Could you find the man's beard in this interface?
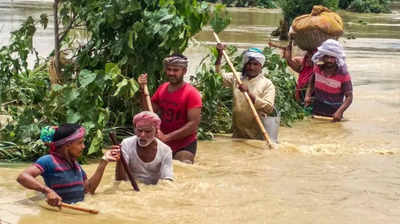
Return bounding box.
[322,62,337,70]
[138,137,154,147]
[168,75,184,84]
[243,70,259,78]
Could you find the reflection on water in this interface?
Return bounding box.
[0,1,400,224]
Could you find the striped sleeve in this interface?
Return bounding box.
[34,155,51,174]
[341,74,353,93]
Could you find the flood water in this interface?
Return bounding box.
[1,1,400,224]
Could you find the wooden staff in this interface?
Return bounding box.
[109,132,140,191]
[267,41,287,49]
[312,115,334,121]
[143,84,153,112]
[61,202,99,214]
[213,32,273,149]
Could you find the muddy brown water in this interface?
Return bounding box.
[1,1,399,223]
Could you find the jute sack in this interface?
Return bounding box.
[289,5,344,50]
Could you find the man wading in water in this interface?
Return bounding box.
[215,43,277,142]
[111,111,174,184]
[305,39,353,121]
[138,54,202,164]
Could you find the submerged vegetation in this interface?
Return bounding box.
[192,45,305,139]
[202,0,277,8]
[203,0,391,13]
[0,0,392,161]
[0,0,210,161]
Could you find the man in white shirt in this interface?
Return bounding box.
[112,111,174,184]
[215,44,276,142]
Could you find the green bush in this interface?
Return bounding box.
[0,0,210,161]
[347,0,391,13]
[276,0,339,23]
[202,0,277,8]
[339,0,355,9]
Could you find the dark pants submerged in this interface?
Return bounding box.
[312,100,341,117]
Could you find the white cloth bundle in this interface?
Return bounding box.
[311,39,346,68]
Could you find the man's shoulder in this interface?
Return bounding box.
[156,138,172,152]
[183,83,202,102]
[258,73,274,85]
[121,136,138,146]
[184,82,200,92]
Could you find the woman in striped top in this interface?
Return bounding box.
[17,124,118,206]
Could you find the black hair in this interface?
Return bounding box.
[53,123,81,141]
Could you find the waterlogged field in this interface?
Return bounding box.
[1,1,400,224]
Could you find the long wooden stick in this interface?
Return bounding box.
[312,115,334,121]
[109,133,140,191]
[267,41,287,49]
[61,202,99,214]
[143,85,154,112]
[213,32,273,149]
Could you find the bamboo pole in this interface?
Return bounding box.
[61,202,99,214]
[312,115,334,121]
[143,85,153,112]
[109,133,140,191]
[267,41,287,49]
[53,0,61,77]
[213,32,273,149]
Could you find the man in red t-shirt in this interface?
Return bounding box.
[138,54,202,164]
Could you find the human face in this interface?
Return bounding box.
[165,65,186,85]
[66,137,85,158]
[244,59,262,78]
[134,121,156,147]
[322,55,337,69]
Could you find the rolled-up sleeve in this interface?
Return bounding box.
[254,80,275,114]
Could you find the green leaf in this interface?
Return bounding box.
[64,88,80,103]
[113,79,128,96]
[210,4,231,34]
[82,121,96,133]
[128,30,134,49]
[105,63,121,79]
[39,14,48,29]
[97,109,109,127]
[88,129,103,155]
[128,78,139,96]
[66,110,81,123]
[79,70,97,87]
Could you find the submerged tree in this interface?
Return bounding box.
[0,0,210,161]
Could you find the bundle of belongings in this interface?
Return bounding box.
[289,5,344,51]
